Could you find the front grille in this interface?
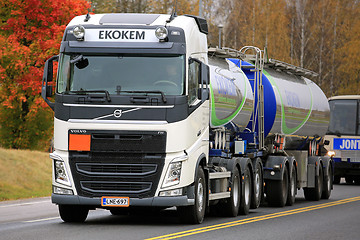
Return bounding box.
[69,130,166,198]
[81,181,152,194]
[76,163,157,176]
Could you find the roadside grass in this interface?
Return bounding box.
[0,148,51,201]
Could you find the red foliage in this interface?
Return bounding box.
[0,0,90,149]
[0,0,90,95]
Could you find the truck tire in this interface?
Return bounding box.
[178,167,206,224]
[223,167,241,217]
[239,165,252,215]
[267,167,288,207]
[58,205,89,223]
[322,165,332,199]
[304,163,323,201]
[286,166,296,206]
[251,162,263,209]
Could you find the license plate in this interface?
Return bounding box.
[101,197,129,207]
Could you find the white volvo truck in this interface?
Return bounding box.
[42,13,333,224]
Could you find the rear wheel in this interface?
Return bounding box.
[286,166,296,206]
[304,163,324,201]
[239,165,252,215]
[223,168,241,217]
[178,167,206,224]
[267,167,288,207]
[251,162,263,209]
[59,205,89,223]
[322,165,332,199]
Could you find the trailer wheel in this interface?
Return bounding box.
[322,165,332,199]
[58,205,89,223]
[223,167,241,217]
[286,166,297,206]
[267,167,288,207]
[304,163,323,201]
[239,165,252,215]
[178,167,206,224]
[251,162,263,209]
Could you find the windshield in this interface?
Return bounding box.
[56,54,185,95]
[328,99,360,136]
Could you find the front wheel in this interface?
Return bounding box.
[178,167,206,224]
[59,205,89,223]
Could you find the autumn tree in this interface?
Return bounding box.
[0,0,90,150]
[91,0,149,13]
[335,0,360,95]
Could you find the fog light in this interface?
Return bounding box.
[53,186,73,195]
[73,25,85,40]
[155,26,168,40]
[270,171,275,176]
[159,188,183,197]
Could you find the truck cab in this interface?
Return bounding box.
[42,13,210,223]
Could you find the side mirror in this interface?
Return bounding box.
[41,55,59,110]
[198,62,209,102]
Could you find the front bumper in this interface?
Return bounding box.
[52,193,195,207]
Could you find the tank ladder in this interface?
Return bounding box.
[239,46,265,150]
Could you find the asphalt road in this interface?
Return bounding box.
[1,181,360,240]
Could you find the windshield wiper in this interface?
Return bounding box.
[121,90,167,103]
[70,90,111,102]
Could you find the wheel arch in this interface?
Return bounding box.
[264,155,289,181]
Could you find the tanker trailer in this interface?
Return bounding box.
[208,47,332,208]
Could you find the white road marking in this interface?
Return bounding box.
[0,200,50,208]
[24,217,60,223]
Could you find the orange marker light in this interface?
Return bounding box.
[69,134,91,151]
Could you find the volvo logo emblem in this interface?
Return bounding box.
[113,109,122,118]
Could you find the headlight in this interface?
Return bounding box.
[162,155,188,188]
[155,26,168,40]
[73,25,85,40]
[162,161,182,188]
[54,160,71,186]
[327,151,336,157]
